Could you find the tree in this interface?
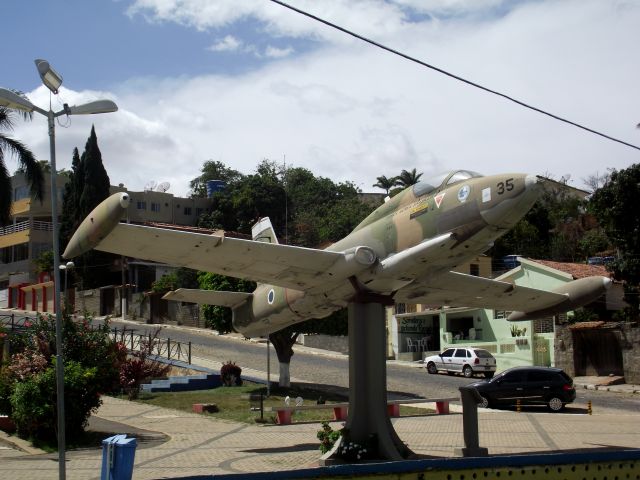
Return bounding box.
[197,272,255,333]
[490,177,590,266]
[59,127,116,289]
[372,175,397,195]
[189,159,374,386]
[189,160,242,198]
[0,103,44,226]
[589,164,640,314]
[394,168,423,188]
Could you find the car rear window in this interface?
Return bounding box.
[474,349,493,358]
[558,371,573,383]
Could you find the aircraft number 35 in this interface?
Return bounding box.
[497,178,514,195]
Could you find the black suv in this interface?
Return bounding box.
[468,366,576,412]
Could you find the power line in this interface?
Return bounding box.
[269,0,640,152]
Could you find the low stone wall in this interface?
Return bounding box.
[554,322,640,383]
[299,334,349,354]
[73,289,101,317]
[621,323,640,384]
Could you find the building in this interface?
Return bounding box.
[0,173,212,312]
[387,257,624,373]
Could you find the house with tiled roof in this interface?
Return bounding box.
[388,256,626,373]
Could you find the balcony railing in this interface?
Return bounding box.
[0,219,53,236]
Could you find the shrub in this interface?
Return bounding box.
[118,331,171,400]
[317,421,342,454]
[10,360,101,442]
[0,368,12,416]
[220,361,242,386]
[3,313,124,443]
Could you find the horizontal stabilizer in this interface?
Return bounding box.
[162,289,252,308]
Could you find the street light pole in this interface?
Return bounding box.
[60,261,74,313]
[0,60,117,480]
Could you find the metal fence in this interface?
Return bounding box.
[110,327,192,365]
[0,314,192,365]
[0,313,34,333]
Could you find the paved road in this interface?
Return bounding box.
[105,319,640,414]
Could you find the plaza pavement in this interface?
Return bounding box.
[1,377,640,479]
[1,312,639,479]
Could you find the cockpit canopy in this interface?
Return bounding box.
[413,170,483,197]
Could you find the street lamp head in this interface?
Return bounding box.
[0,87,35,112]
[66,261,75,269]
[66,100,118,115]
[35,59,63,94]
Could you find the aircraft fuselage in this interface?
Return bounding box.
[233,171,541,336]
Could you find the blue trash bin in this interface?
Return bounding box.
[101,434,137,480]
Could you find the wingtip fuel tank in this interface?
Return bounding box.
[507,276,611,322]
[62,192,130,259]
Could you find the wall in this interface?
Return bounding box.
[73,289,101,317]
[299,334,349,354]
[621,323,640,384]
[555,323,640,383]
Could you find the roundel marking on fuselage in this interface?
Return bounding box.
[267,288,275,305]
[457,185,470,203]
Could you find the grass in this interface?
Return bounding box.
[131,381,430,424]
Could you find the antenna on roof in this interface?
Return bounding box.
[156,181,171,192]
[144,180,157,192]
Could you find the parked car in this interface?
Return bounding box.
[424,347,496,378]
[468,366,576,412]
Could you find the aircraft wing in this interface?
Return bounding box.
[76,222,374,291]
[395,271,568,312]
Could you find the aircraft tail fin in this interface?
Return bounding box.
[251,217,279,244]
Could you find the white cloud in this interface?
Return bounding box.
[265,45,294,58]
[8,0,640,199]
[208,35,243,52]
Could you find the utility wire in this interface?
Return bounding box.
[269,0,640,152]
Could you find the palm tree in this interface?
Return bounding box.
[395,168,423,188]
[372,175,398,195]
[0,102,43,226]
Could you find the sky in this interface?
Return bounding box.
[2,0,639,197]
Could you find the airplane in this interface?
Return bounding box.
[63,170,610,337]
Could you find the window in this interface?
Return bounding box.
[395,303,406,314]
[501,371,526,383]
[494,310,511,320]
[454,349,467,358]
[195,208,203,217]
[528,371,554,382]
[13,185,29,201]
[469,263,479,276]
[534,317,554,334]
[183,207,192,216]
[151,203,160,212]
[136,201,146,210]
[440,349,455,358]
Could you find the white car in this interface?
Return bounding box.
[424,347,496,378]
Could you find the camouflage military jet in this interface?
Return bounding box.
[63,170,610,337]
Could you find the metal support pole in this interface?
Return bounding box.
[188,342,192,365]
[48,110,66,480]
[456,386,488,457]
[266,336,271,397]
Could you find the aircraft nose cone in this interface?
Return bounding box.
[525,174,538,189]
[480,173,542,227]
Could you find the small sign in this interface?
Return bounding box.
[482,187,491,203]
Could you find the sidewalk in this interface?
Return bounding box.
[1,394,640,480]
